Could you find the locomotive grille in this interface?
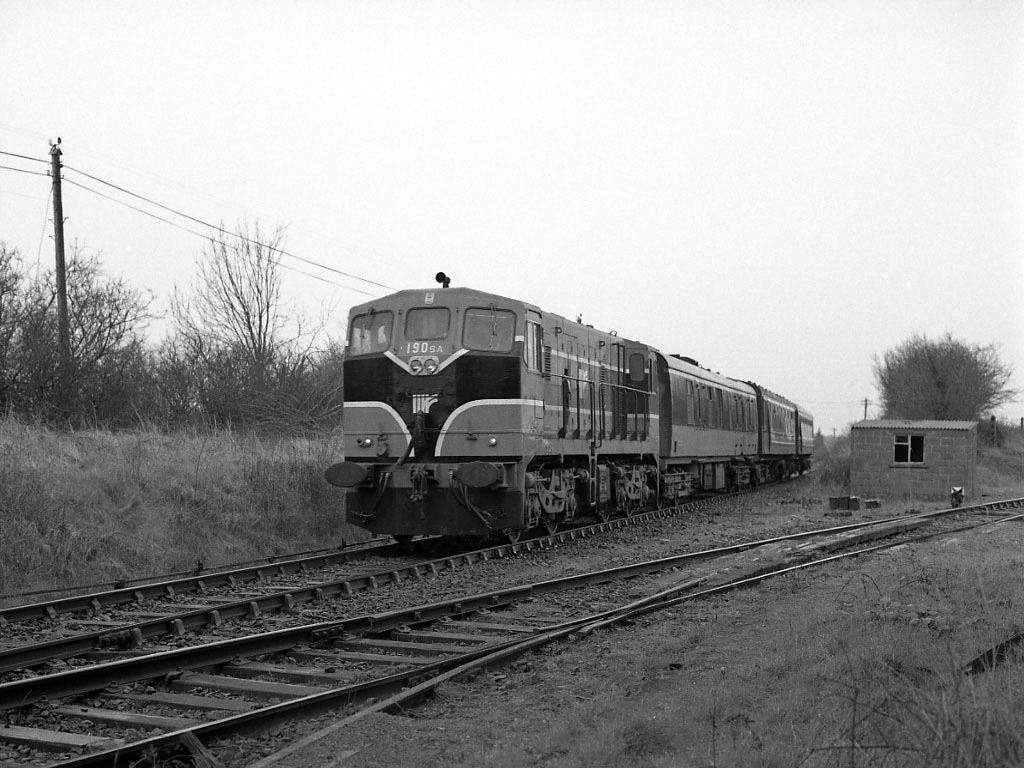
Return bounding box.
[412,393,439,414]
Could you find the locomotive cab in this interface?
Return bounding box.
[327,287,532,537]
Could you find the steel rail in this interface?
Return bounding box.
[0,490,733,672]
[4,499,1012,707]
[1,492,1015,676]
[39,501,1024,767]
[0,480,760,625]
[0,539,395,624]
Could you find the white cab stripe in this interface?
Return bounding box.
[435,399,541,455]
[344,401,412,440]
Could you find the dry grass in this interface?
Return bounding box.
[0,418,362,602]
[462,536,1024,768]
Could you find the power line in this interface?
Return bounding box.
[0,148,49,165]
[0,163,50,177]
[62,177,375,295]
[62,164,396,293]
[3,145,395,297]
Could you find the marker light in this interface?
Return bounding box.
[488,437,498,446]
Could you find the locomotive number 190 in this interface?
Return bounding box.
[405,342,444,354]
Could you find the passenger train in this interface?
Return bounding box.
[326,274,812,542]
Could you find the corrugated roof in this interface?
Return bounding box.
[853,419,977,430]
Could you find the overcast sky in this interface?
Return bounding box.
[2,1,1022,433]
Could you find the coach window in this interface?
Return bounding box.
[463,307,515,352]
[894,434,925,464]
[524,320,544,371]
[349,310,394,355]
[406,307,450,340]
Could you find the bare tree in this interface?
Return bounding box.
[169,220,333,428]
[173,221,291,387]
[0,242,26,411]
[873,332,1016,420]
[0,243,151,422]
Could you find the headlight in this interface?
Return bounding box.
[423,357,439,374]
[410,357,424,374]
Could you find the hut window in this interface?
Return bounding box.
[893,434,925,464]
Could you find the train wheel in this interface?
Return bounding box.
[596,505,611,522]
[543,515,559,536]
[505,528,523,544]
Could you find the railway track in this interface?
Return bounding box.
[0,537,398,625]
[0,488,769,677]
[1,496,1020,766]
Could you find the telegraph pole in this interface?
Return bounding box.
[49,138,70,378]
[863,398,869,420]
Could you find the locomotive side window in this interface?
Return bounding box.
[406,307,450,340]
[463,307,515,352]
[628,353,646,384]
[524,320,544,370]
[349,311,394,355]
[685,380,696,426]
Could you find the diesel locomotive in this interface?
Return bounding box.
[325,275,812,542]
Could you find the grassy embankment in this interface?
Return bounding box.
[0,419,363,604]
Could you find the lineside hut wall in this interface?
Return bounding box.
[850,420,977,502]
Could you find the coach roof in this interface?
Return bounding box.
[657,353,757,396]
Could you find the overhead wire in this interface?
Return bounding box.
[0,163,50,177]
[3,142,397,296]
[61,177,374,295]
[62,164,395,293]
[0,148,50,165]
